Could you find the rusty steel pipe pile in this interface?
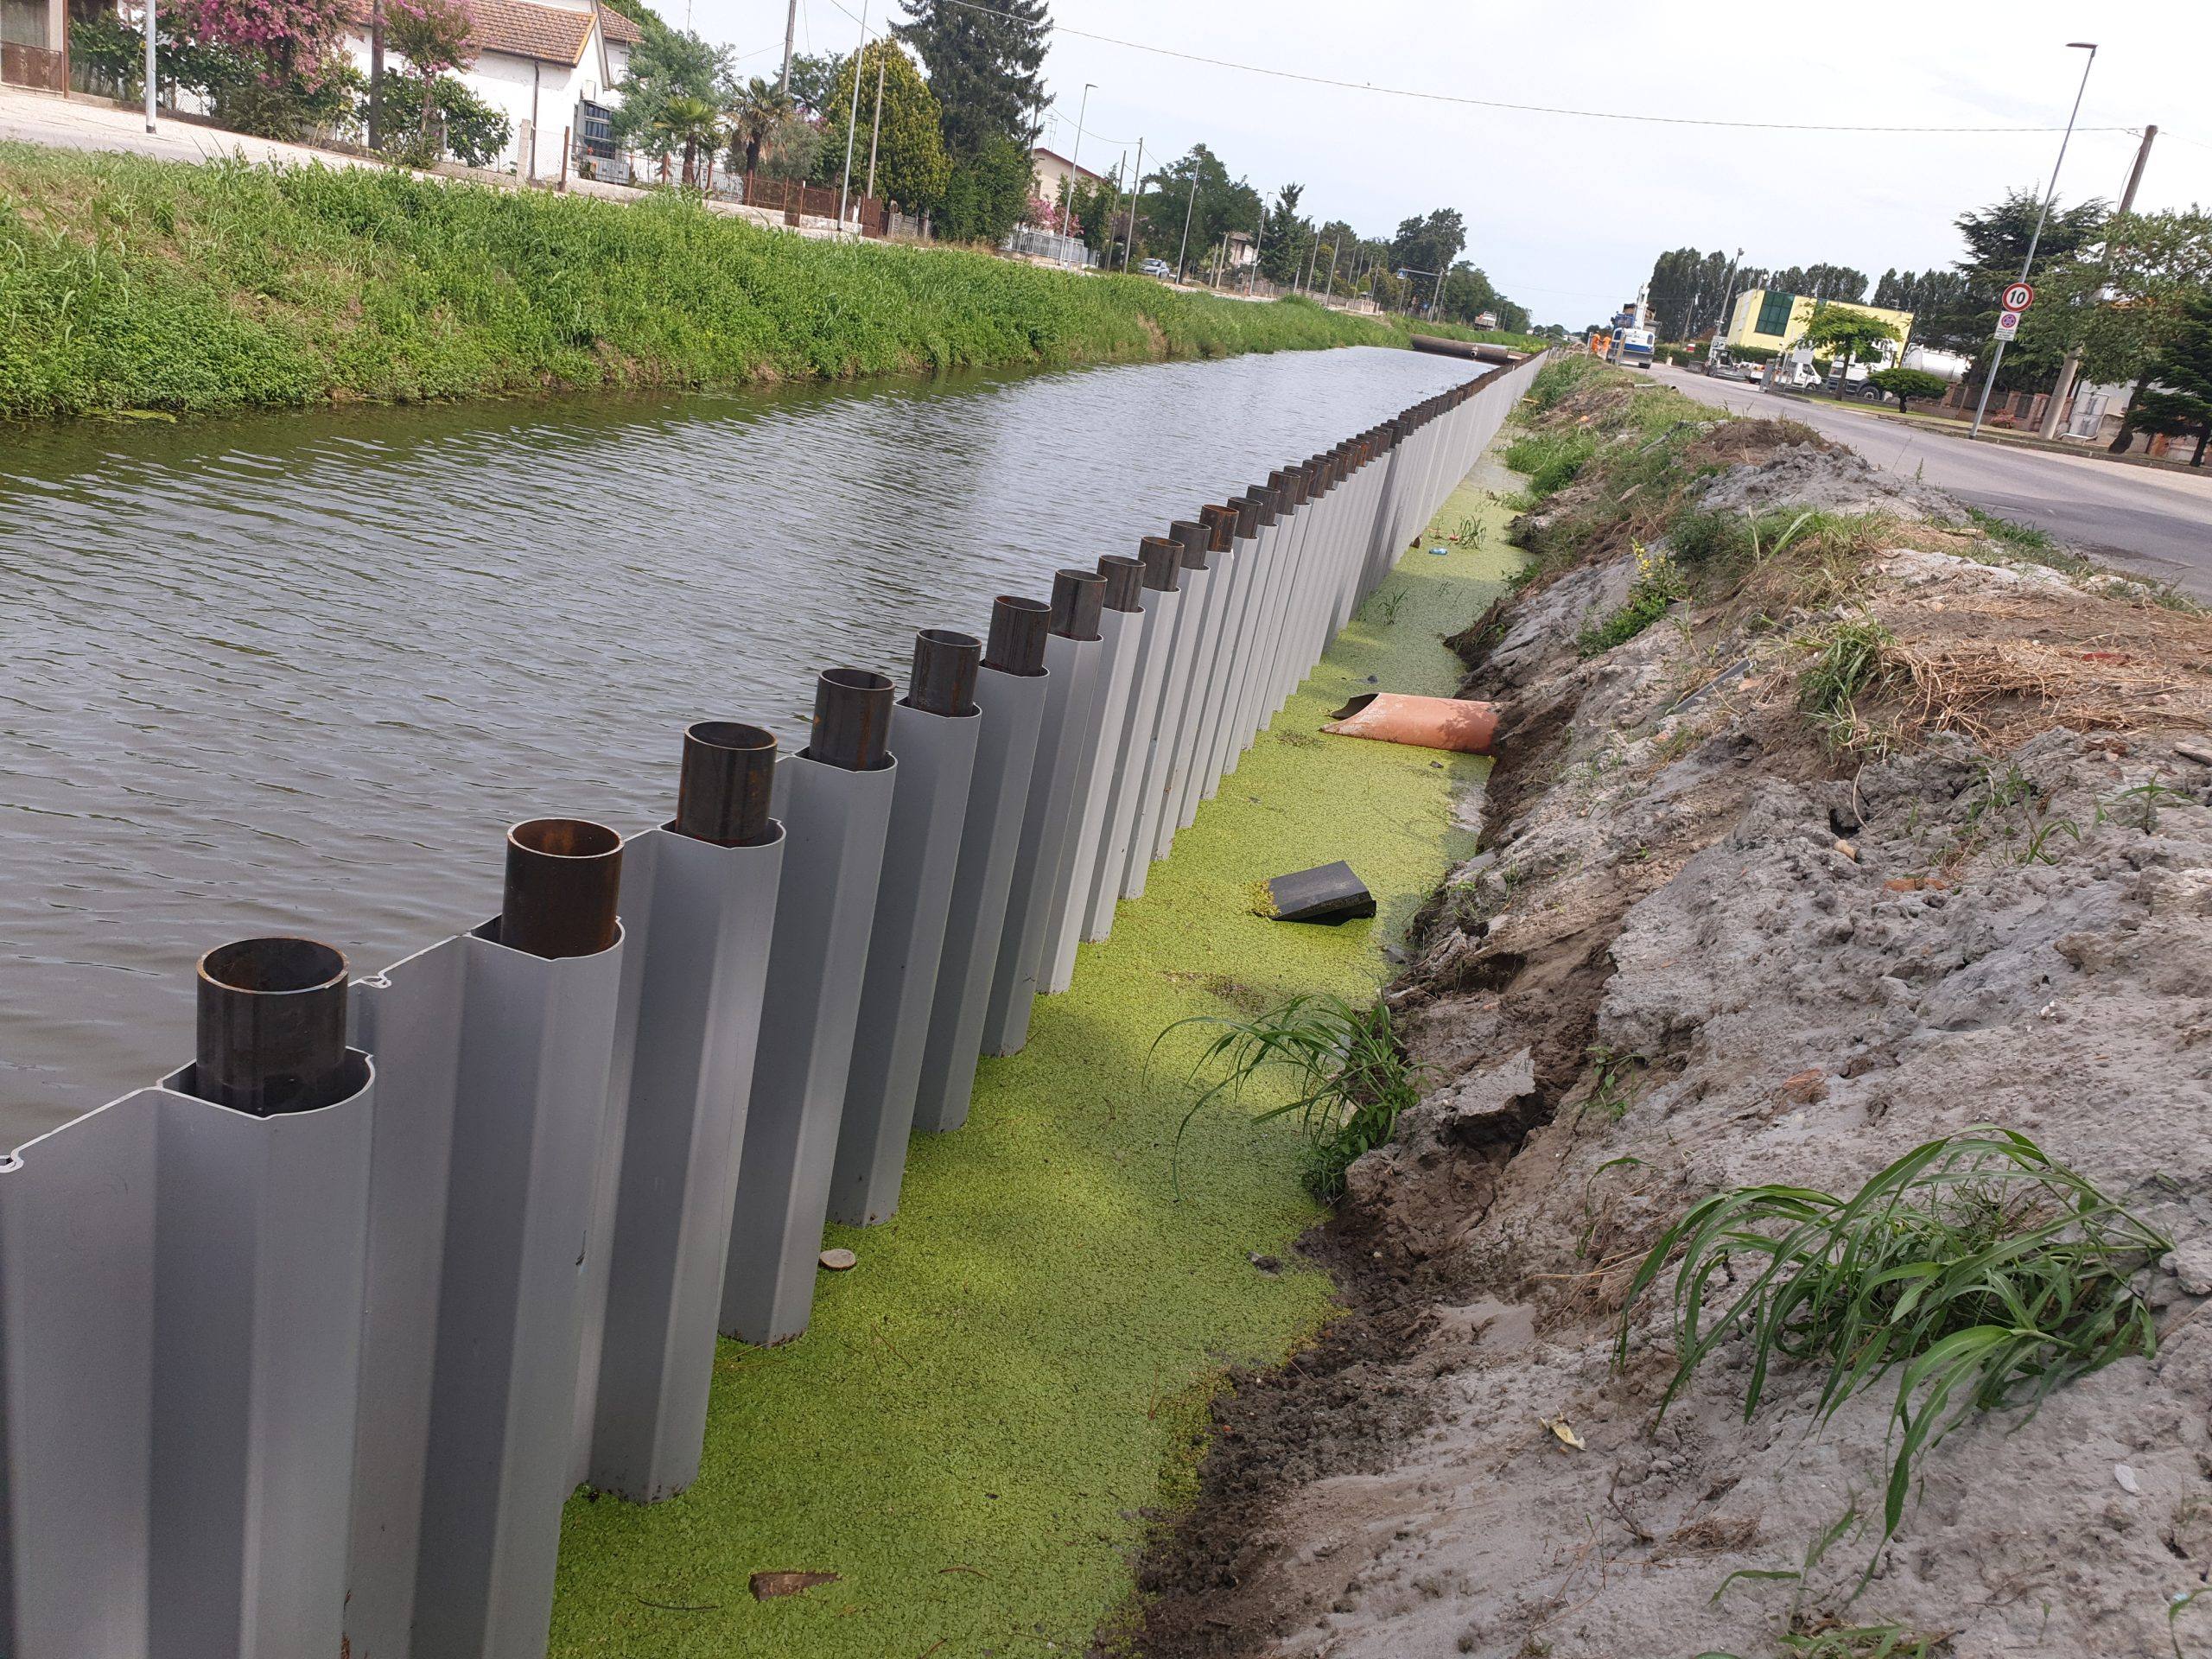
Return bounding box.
[0,352,1546,1659]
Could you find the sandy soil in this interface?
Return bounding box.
[1122,418,2212,1659]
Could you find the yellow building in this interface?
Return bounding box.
[1725,289,1914,360]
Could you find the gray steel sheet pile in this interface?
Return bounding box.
[0,353,1544,1658]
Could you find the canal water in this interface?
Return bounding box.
[0,346,1476,1140]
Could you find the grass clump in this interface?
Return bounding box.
[1796,616,1898,751]
[1577,542,1687,656]
[1777,1618,1951,1657]
[1163,992,1425,1202]
[1503,427,1600,499]
[1964,506,2094,581]
[0,144,1544,417]
[1619,1128,2169,1565]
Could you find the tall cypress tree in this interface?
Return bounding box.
[895,0,1050,159]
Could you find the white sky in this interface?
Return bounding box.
[685,0,2212,327]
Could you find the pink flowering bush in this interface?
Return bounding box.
[170,0,348,86]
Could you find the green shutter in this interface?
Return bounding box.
[1756,291,1796,338]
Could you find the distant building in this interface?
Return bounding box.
[342,0,641,181]
[1030,145,1105,204]
[1222,229,1257,270]
[1725,289,1916,365]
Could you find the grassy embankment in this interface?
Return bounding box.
[543,447,1527,1658]
[0,143,1540,419]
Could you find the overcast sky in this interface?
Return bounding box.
[686,0,2212,327]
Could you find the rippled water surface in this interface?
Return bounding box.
[0,346,1475,1139]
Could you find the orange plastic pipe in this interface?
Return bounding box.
[1320,693,1498,755]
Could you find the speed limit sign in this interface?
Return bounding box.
[2003,282,2035,311]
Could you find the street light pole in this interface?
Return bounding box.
[1970,41,2096,440]
[1122,137,1143,270]
[863,54,886,201]
[834,0,869,240]
[143,0,157,131]
[1058,81,1095,264]
[1175,167,1198,283]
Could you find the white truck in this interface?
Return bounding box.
[1604,283,1656,370]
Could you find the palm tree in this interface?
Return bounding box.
[725,76,791,180]
[656,93,721,188]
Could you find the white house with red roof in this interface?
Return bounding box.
[342,0,640,181]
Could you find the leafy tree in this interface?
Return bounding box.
[1389,208,1465,283]
[611,20,728,182]
[1645,247,1741,340]
[2113,389,2210,464]
[1930,189,2107,391]
[1067,174,1117,255]
[382,0,473,148]
[1258,182,1309,283]
[816,39,948,207]
[373,71,508,167]
[2125,287,2212,464]
[1800,306,1901,397]
[1442,262,1509,324]
[1867,366,1949,415]
[597,0,664,30]
[1770,263,1867,302]
[934,131,1031,243]
[894,0,1048,160]
[783,49,841,114]
[1134,144,1260,279]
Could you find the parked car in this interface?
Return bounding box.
[1140,258,1173,280]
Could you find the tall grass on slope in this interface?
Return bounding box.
[1619,1128,2168,1567]
[0,145,1541,417]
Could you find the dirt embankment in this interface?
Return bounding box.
[1123,364,2212,1659]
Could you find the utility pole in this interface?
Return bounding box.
[1325,238,1340,302]
[1972,41,2097,440]
[864,54,885,201]
[778,0,797,97]
[1122,137,1143,270]
[1058,81,1095,264]
[143,0,156,131]
[2039,123,2156,440]
[834,0,868,239]
[1713,245,1744,359]
[1174,166,1198,283]
[367,0,384,148]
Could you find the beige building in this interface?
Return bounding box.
[1030,145,1104,204]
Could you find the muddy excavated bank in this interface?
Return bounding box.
[1120,375,2212,1659]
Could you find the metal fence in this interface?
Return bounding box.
[1001,226,1098,267]
[0,350,1545,1659]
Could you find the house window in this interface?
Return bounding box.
[577,100,615,162]
[1756,290,1796,339]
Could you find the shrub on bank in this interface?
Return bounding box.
[0,144,1543,417]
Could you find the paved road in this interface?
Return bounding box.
[1648,364,2212,599]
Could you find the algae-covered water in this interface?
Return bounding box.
[547,448,1526,1658]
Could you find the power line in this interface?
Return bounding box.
[929,0,2136,137]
